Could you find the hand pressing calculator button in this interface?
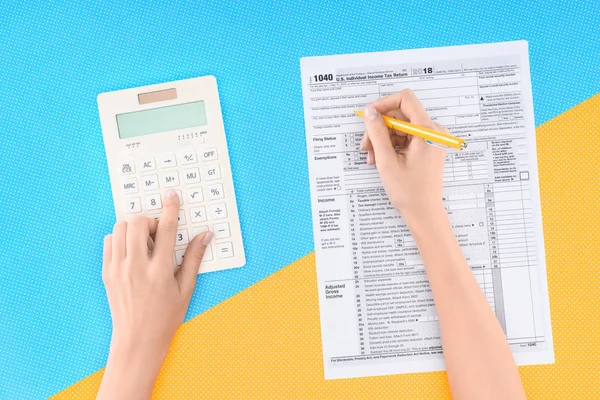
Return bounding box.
[98,75,246,273]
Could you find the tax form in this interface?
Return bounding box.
[300,41,554,379]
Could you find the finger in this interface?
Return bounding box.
[372,89,433,127]
[126,216,151,257]
[176,231,213,298]
[363,104,397,170]
[112,221,127,261]
[102,235,112,273]
[366,150,375,165]
[154,190,180,260]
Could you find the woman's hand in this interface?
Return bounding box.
[97,190,213,400]
[360,89,448,218]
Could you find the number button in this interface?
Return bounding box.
[209,203,227,220]
[178,209,186,225]
[207,183,224,200]
[122,177,138,194]
[180,150,197,165]
[201,148,218,161]
[214,222,230,239]
[216,242,234,259]
[175,190,183,205]
[159,153,177,168]
[190,206,207,223]
[187,188,203,204]
[146,194,162,211]
[142,175,159,191]
[120,160,135,175]
[192,226,209,238]
[204,164,221,181]
[125,197,142,214]
[183,167,201,185]
[161,171,180,188]
[176,229,189,246]
[139,158,156,172]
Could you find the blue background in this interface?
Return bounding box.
[0,1,598,398]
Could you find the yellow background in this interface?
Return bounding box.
[53,94,600,399]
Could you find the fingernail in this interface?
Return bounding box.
[364,104,378,121]
[201,231,213,246]
[165,189,177,198]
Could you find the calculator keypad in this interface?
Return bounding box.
[119,146,242,270]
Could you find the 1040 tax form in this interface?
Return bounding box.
[300,41,554,379]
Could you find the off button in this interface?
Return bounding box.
[202,147,218,161]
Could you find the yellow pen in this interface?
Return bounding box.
[354,110,467,150]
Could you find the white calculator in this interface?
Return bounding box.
[97,76,245,273]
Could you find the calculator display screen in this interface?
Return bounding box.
[116,101,207,139]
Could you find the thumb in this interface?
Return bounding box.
[363,105,396,170]
[176,231,213,297]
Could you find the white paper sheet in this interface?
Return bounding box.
[300,41,554,379]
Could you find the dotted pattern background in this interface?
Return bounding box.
[53,93,600,400]
[0,1,599,398]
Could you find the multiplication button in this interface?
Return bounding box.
[216,242,233,259]
[190,206,207,223]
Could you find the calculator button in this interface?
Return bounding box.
[214,222,231,239]
[125,197,142,214]
[202,244,214,262]
[161,171,180,188]
[216,242,234,259]
[201,148,218,161]
[175,249,185,266]
[206,183,224,200]
[142,175,159,191]
[178,209,186,225]
[140,158,156,172]
[180,150,198,165]
[183,167,201,185]
[146,193,162,211]
[120,160,135,175]
[192,226,209,238]
[175,190,183,205]
[122,178,138,194]
[159,153,177,168]
[209,203,227,220]
[190,206,207,223]
[176,229,189,246]
[187,188,203,204]
[204,164,221,181]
